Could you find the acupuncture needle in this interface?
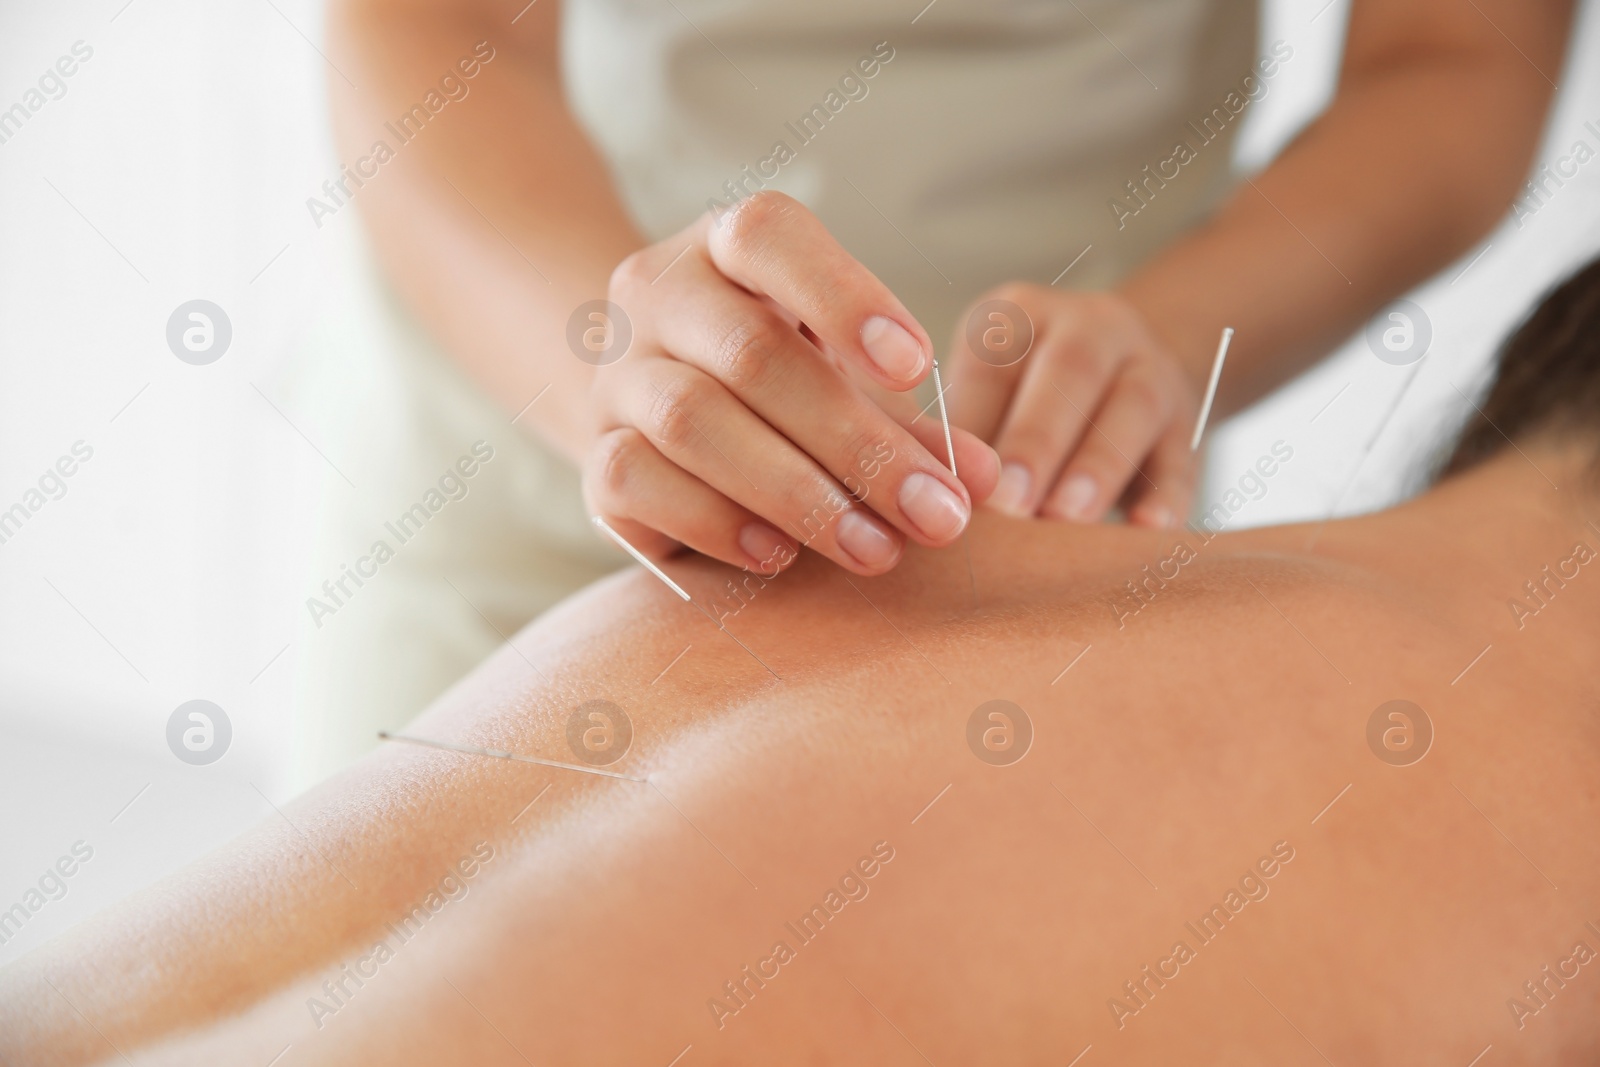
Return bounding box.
[1190,327,1234,452]
[377,730,648,782]
[592,515,692,600]
[930,358,978,605]
[931,359,957,476]
[591,515,781,679]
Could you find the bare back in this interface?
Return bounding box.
[4,469,1598,1066]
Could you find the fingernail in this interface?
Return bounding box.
[739,523,794,574]
[898,471,970,541]
[860,316,926,381]
[987,462,1032,517]
[1059,474,1097,521]
[836,509,900,569]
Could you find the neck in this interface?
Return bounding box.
[1312,444,1600,641]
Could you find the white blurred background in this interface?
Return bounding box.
[0,0,1596,962]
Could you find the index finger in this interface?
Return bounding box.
[704,191,933,390]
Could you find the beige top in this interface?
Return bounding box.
[297,0,1264,784]
[565,0,1260,343]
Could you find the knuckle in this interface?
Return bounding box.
[1074,346,1116,384]
[608,250,651,298]
[721,190,798,255]
[1049,337,1100,379]
[1079,290,1119,317]
[987,281,1040,308]
[588,428,647,504]
[1118,370,1170,422]
[643,375,712,452]
[839,425,894,489]
[1081,290,1133,326]
[784,476,851,541]
[806,263,853,319]
[713,315,788,390]
[1051,350,1115,406]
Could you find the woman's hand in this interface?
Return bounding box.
[944,285,1199,528]
[584,192,1000,578]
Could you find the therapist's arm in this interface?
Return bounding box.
[1121,0,1574,411]
[945,0,1571,530]
[326,0,641,464]
[329,1,998,577]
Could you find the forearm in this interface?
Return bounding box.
[327,0,645,463]
[1120,47,1559,414]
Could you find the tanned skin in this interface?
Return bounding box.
[2,442,1597,1065]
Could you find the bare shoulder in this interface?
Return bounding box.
[524,514,1468,718]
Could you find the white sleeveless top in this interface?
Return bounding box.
[297,0,1262,784]
[564,0,1259,342]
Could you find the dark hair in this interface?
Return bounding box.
[1442,254,1600,478]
